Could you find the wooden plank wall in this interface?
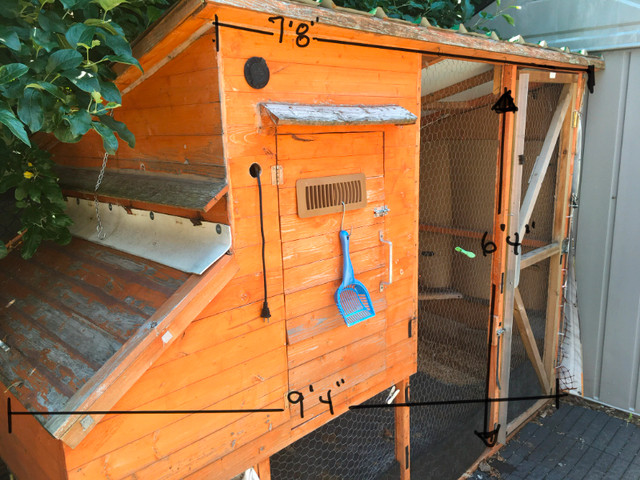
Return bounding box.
[61,5,420,479]
[0,390,68,480]
[49,34,225,180]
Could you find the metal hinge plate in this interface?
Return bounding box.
[562,238,570,254]
[374,205,389,217]
[271,165,283,185]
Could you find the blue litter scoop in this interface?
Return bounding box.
[335,205,375,326]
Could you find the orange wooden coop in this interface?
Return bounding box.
[0,0,603,478]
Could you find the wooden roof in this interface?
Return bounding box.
[113,0,604,96]
[0,238,238,447]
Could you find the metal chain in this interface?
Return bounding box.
[94,151,108,240]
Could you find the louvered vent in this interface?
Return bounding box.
[296,173,367,218]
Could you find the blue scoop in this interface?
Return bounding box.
[335,230,375,327]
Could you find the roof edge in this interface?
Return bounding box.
[208,0,604,71]
[45,254,239,448]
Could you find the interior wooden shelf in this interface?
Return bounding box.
[55,165,227,212]
[418,288,464,301]
[419,223,546,248]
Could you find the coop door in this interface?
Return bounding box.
[275,131,389,426]
[500,72,576,430]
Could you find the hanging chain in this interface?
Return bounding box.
[94,151,109,240]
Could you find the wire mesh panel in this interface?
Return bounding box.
[270,390,397,479]
[507,81,564,424]
[412,59,499,478]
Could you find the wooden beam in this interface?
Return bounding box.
[497,71,529,444]
[520,69,576,84]
[394,378,410,480]
[255,458,271,480]
[421,70,493,104]
[421,54,441,69]
[419,223,546,248]
[514,288,551,393]
[488,64,517,438]
[542,77,582,389]
[422,93,496,114]
[520,242,561,269]
[506,398,551,438]
[518,84,572,238]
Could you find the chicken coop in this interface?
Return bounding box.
[0,0,602,479]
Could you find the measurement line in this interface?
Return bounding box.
[6,398,283,434]
[215,21,275,36]
[349,391,567,410]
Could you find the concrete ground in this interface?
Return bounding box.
[468,397,640,480]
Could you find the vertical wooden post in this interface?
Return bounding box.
[255,458,271,480]
[497,71,530,444]
[487,64,517,441]
[542,75,585,390]
[394,378,410,479]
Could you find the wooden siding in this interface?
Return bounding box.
[50,33,224,187]
[0,391,68,480]
[60,3,420,477]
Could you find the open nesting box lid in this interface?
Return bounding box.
[0,237,238,448]
[54,166,230,275]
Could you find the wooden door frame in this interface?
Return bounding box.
[495,70,585,442]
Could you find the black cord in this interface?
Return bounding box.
[250,163,271,319]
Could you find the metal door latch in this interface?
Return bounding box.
[374,206,389,217]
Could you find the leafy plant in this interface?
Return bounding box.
[0,0,176,259]
[335,0,519,33]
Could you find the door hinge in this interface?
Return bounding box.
[572,111,580,128]
[271,165,283,185]
[562,237,570,254]
[374,205,389,217]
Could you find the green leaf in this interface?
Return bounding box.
[26,82,67,101]
[502,13,515,26]
[18,89,45,133]
[37,10,67,34]
[46,49,83,73]
[66,23,95,47]
[64,109,92,136]
[54,123,82,143]
[92,121,118,153]
[101,31,132,56]
[0,63,28,85]
[15,186,27,201]
[0,243,7,260]
[21,231,42,260]
[0,26,21,51]
[98,79,121,103]
[95,0,128,13]
[104,54,143,72]
[98,114,134,148]
[496,0,501,6]
[0,104,30,146]
[84,18,124,36]
[62,70,100,93]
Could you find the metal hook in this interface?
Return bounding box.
[341,201,345,231]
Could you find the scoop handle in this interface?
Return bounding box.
[339,230,355,285]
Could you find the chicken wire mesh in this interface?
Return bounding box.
[270,389,397,479]
[411,59,499,478]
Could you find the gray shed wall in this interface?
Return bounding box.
[578,49,640,412]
